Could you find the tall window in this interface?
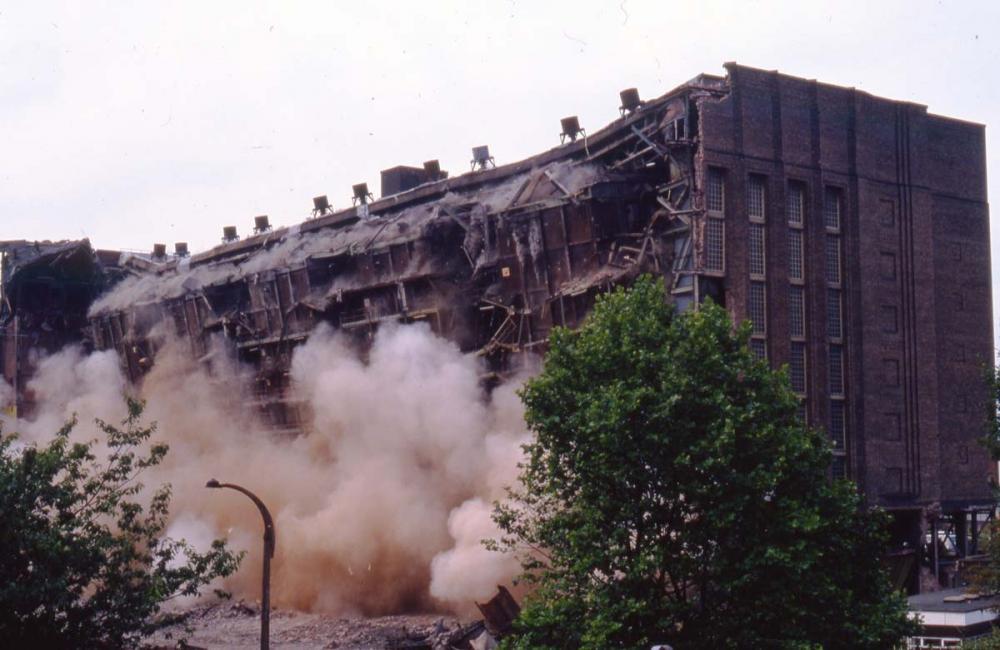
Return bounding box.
[828,343,844,395]
[707,168,725,213]
[788,229,804,281]
[790,342,807,394]
[749,282,767,335]
[748,176,766,220]
[826,289,843,339]
[825,238,841,285]
[749,223,767,277]
[787,183,804,226]
[789,285,806,339]
[824,186,847,478]
[747,175,767,359]
[829,401,846,449]
[705,167,725,272]
[824,187,841,231]
[788,181,807,403]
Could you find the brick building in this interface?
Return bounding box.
[1,63,993,590]
[694,65,994,589]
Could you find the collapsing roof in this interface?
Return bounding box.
[3,75,727,428]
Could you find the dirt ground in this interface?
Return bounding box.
[145,601,474,649]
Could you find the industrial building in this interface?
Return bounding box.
[0,63,993,592]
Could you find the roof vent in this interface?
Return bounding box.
[152,243,167,259]
[471,145,495,171]
[423,159,443,180]
[174,242,190,257]
[352,183,373,206]
[222,226,239,243]
[560,116,585,143]
[619,88,642,115]
[312,195,331,217]
[253,215,271,234]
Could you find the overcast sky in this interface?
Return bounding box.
[2,1,998,321]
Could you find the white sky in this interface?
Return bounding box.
[1,1,998,325]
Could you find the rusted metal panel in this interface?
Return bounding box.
[476,586,520,638]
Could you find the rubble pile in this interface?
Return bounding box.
[146,600,501,649]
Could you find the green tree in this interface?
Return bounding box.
[492,276,915,649]
[0,398,243,648]
[964,630,1000,650]
[979,361,1000,462]
[967,363,1000,632]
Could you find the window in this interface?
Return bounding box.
[831,454,847,480]
[789,285,806,339]
[825,238,841,285]
[824,187,842,231]
[705,217,724,272]
[788,229,804,281]
[826,289,842,339]
[787,182,805,226]
[829,400,846,449]
[706,168,725,213]
[748,175,766,221]
[790,342,807,394]
[749,223,767,277]
[749,282,767,335]
[828,344,844,395]
[746,176,768,362]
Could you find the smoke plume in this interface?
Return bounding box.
[10,323,530,615]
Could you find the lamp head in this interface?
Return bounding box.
[205,478,221,488]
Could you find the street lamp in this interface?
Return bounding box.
[206,479,275,650]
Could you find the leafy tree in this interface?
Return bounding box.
[0,398,243,648]
[979,361,1000,462]
[492,276,915,649]
[964,630,1000,650]
[967,364,1000,630]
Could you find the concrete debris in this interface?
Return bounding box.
[146,602,498,650]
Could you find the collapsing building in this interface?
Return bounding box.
[0,63,993,592]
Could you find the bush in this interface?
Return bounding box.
[0,398,242,648]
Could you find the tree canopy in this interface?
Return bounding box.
[0,398,242,648]
[493,276,914,649]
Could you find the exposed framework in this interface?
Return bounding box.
[68,76,729,433]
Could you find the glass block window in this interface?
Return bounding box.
[825,238,841,285]
[831,454,847,480]
[824,187,842,231]
[826,289,842,339]
[706,168,725,213]
[790,342,807,394]
[787,182,805,226]
[748,175,766,221]
[749,282,767,335]
[789,285,806,339]
[829,400,846,449]
[705,217,724,272]
[750,338,767,360]
[788,229,803,281]
[749,223,766,277]
[828,344,844,395]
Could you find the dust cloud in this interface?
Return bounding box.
[6,323,531,615]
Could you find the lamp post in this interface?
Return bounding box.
[206,479,275,650]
